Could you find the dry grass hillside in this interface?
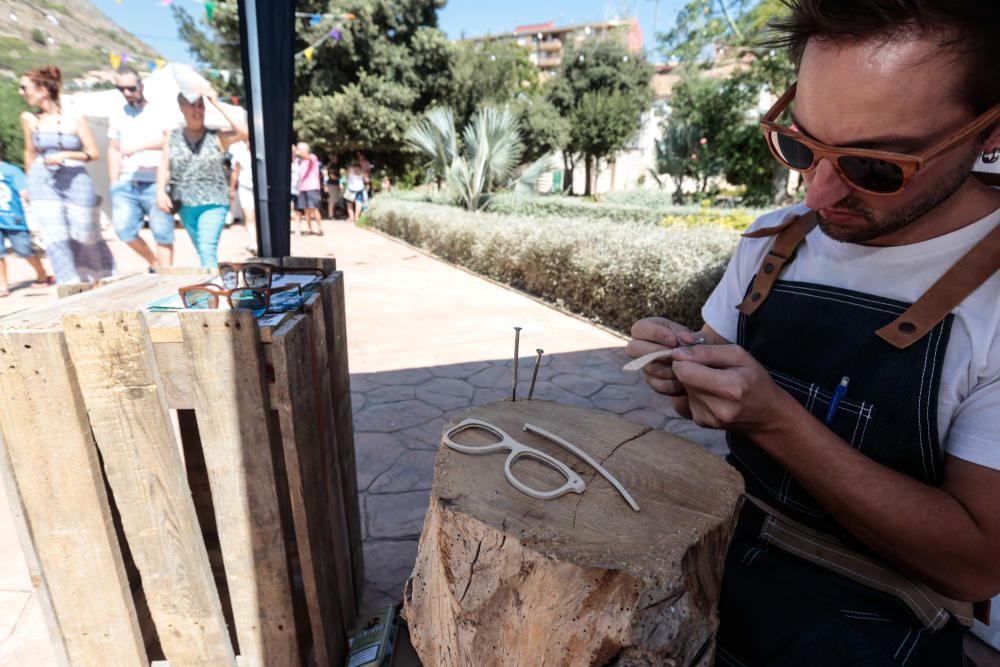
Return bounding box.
[0,0,160,83]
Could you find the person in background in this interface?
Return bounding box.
[107,65,175,269]
[289,146,302,234]
[228,140,256,254]
[380,174,392,194]
[295,141,322,235]
[19,65,113,285]
[156,85,248,268]
[345,161,366,223]
[0,138,51,296]
[325,154,341,220]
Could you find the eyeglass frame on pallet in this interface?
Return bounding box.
[177,282,303,311]
[217,262,328,290]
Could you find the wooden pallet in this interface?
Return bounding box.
[0,258,361,667]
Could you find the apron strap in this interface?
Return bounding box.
[876,220,1000,349]
[745,494,982,630]
[736,211,820,316]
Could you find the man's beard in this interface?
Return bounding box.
[817,148,981,244]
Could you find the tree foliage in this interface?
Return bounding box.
[0,81,27,168]
[509,96,570,164]
[174,0,456,174]
[546,39,653,195]
[449,41,538,130]
[658,0,796,204]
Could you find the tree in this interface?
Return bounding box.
[658,0,797,204]
[546,39,653,195]
[174,0,456,176]
[0,81,27,168]
[449,41,538,130]
[509,96,569,164]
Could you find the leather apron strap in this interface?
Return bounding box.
[736,211,820,316]
[876,219,1000,348]
[745,494,981,631]
[736,209,1000,349]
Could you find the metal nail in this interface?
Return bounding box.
[528,349,544,400]
[512,327,522,401]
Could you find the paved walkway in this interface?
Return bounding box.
[0,217,995,665]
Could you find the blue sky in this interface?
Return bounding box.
[89,0,687,66]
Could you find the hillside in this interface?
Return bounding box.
[0,0,161,83]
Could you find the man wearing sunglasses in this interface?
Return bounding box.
[107,66,175,269]
[627,1,999,664]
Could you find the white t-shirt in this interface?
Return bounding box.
[229,142,254,190]
[107,102,172,182]
[702,204,1000,471]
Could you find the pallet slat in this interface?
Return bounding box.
[180,310,300,667]
[271,315,348,667]
[301,294,356,621]
[62,312,236,667]
[320,272,364,599]
[0,330,146,667]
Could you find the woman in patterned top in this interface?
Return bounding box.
[156,85,248,267]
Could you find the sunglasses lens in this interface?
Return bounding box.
[244,266,270,288]
[219,266,238,289]
[182,289,216,309]
[838,156,905,194]
[231,289,267,310]
[771,132,815,170]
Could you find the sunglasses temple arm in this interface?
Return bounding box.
[522,423,640,511]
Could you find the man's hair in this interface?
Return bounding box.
[116,65,141,81]
[768,1,1000,113]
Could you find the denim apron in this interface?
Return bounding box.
[715,212,999,666]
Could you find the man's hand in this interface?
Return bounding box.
[671,344,792,435]
[627,317,696,397]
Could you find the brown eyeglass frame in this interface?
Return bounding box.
[218,261,327,288]
[760,82,1000,195]
[178,282,301,310]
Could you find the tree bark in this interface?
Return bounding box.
[403,400,744,666]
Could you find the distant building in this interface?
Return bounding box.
[465,18,643,81]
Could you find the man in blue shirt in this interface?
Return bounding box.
[0,139,50,296]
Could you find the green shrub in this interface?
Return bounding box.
[367,198,742,330]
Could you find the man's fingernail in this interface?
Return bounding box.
[672,348,690,360]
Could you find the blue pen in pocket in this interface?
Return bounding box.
[824,376,850,425]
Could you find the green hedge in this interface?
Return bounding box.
[366,198,742,331]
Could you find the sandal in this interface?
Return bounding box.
[31,275,54,287]
[0,289,10,298]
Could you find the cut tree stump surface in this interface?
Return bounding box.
[403,399,744,667]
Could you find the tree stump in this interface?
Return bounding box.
[402,400,744,666]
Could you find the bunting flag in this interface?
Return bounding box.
[120,52,128,65]
[231,95,239,105]
[304,47,315,62]
[329,28,341,41]
[220,70,231,83]
[205,1,216,21]
[161,0,172,5]
[115,0,122,5]
[110,53,122,69]
[310,13,321,26]
[208,69,219,80]
[343,13,356,19]
[156,58,166,70]
[148,60,157,72]
[8,11,17,22]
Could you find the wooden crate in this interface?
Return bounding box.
[0,258,361,667]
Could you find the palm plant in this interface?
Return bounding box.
[406,106,553,211]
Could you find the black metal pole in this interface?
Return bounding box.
[237,0,293,257]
